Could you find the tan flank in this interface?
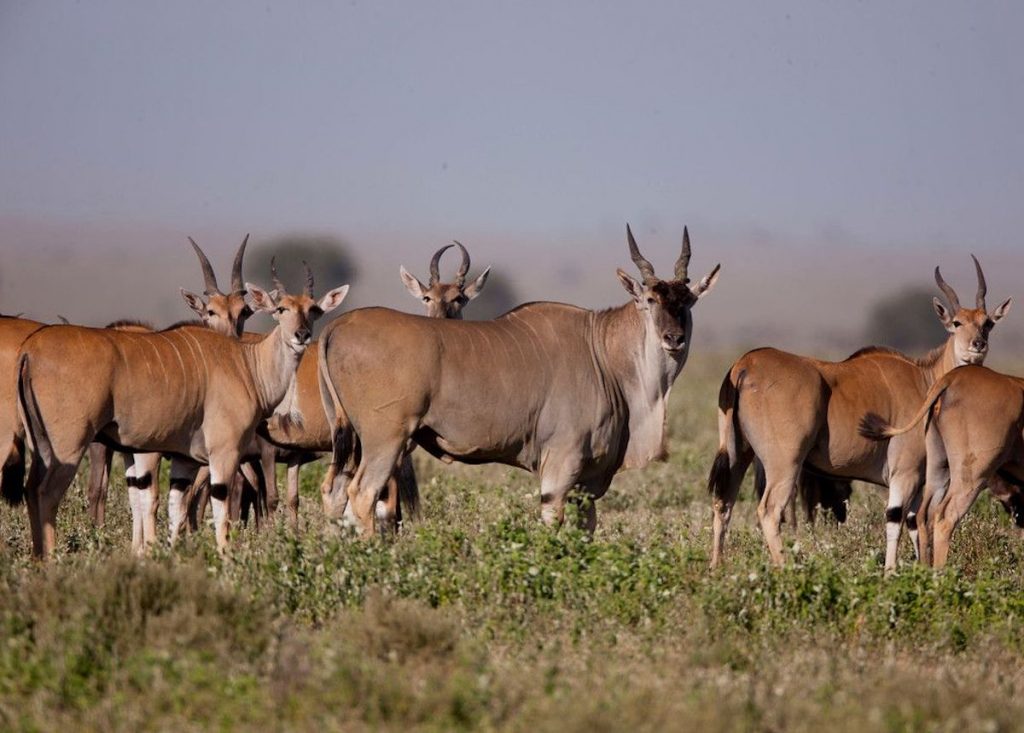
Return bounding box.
[860,365,1024,568]
[317,226,720,535]
[709,257,1012,570]
[16,266,348,558]
[261,242,491,530]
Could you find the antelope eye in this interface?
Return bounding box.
[422,296,431,303]
[952,320,962,328]
[646,297,656,306]
[275,306,286,314]
[207,310,215,317]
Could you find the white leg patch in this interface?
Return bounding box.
[167,488,185,544]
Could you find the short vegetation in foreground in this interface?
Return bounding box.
[2,355,1024,732]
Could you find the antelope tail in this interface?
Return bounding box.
[15,354,54,476]
[317,331,357,477]
[708,370,740,499]
[859,373,954,441]
[316,331,421,518]
[316,332,343,438]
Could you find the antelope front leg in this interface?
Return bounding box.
[168,459,199,545]
[261,440,279,514]
[132,453,162,552]
[286,460,301,529]
[883,472,918,572]
[125,460,144,553]
[538,455,582,528]
[208,450,242,553]
[86,442,112,527]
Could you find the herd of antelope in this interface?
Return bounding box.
[0,229,1020,571]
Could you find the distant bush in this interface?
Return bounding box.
[247,233,355,288]
[245,233,357,332]
[465,271,522,320]
[863,286,946,353]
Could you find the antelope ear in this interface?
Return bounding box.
[180,289,206,317]
[246,282,278,312]
[463,266,491,301]
[317,285,350,315]
[691,264,721,300]
[992,297,1013,323]
[617,269,643,302]
[933,297,955,333]
[399,267,426,299]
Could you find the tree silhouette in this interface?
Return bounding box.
[863,287,946,353]
[465,271,523,320]
[245,234,357,332]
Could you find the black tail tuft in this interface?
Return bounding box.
[707,450,731,497]
[396,455,421,520]
[798,472,852,524]
[859,412,891,441]
[753,460,767,501]
[1,451,25,506]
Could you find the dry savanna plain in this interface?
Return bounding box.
[3,354,1024,732]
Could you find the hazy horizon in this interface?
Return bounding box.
[2,2,1022,358]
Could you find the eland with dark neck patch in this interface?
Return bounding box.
[317,225,720,534]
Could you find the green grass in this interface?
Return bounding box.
[2,354,1024,731]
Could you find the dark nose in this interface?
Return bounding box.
[972,338,987,351]
[296,328,312,343]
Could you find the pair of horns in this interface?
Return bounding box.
[935,255,987,311]
[189,235,248,295]
[626,224,691,284]
[428,241,471,287]
[270,257,315,297]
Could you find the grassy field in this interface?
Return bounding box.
[3,354,1024,732]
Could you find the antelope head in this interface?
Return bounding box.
[933,256,1012,366]
[180,235,253,338]
[399,241,490,319]
[616,225,721,358]
[247,259,349,355]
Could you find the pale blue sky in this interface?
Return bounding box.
[1,1,1022,248]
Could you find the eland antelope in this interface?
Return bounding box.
[16,267,348,558]
[317,226,720,535]
[709,257,1011,569]
[261,241,491,529]
[84,236,270,551]
[860,365,1024,568]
